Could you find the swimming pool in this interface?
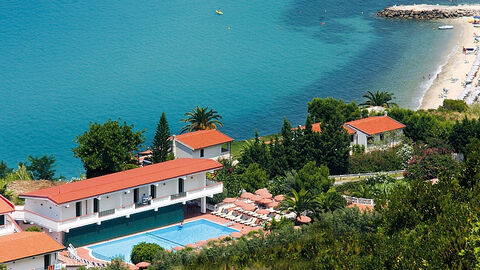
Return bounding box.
[88,219,237,262]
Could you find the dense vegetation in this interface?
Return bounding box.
[130,137,480,269]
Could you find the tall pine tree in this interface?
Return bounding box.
[319,110,350,175]
[152,112,172,163]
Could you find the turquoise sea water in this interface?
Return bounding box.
[0,0,466,177]
[88,219,237,262]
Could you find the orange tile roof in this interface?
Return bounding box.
[0,232,64,263]
[173,130,233,150]
[21,158,223,205]
[294,123,356,135]
[0,195,14,214]
[344,116,405,135]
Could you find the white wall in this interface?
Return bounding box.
[4,252,57,270]
[98,193,121,212]
[174,141,193,158]
[157,179,178,197]
[25,198,61,220]
[184,173,206,191]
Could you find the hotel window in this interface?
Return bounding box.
[0,215,4,226]
[380,133,385,141]
[134,188,140,203]
[200,149,204,157]
[93,198,99,213]
[178,178,184,193]
[150,185,157,199]
[75,202,82,217]
[44,254,50,269]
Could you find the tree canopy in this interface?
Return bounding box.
[26,154,56,180]
[180,106,223,133]
[73,119,145,178]
[360,90,397,108]
[152,112,172,163]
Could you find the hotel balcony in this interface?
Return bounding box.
[19,180,223,233]
[0,214,16,236]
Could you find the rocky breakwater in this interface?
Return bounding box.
[377,4,480,20]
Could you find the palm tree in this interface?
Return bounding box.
[179,106,223,133]
[279,189,317,219]
[360,91,397,108]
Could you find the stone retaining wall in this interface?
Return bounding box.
[377,6,480,20]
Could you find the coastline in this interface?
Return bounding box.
[420,18,477,110]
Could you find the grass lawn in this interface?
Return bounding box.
[230,133,281,158]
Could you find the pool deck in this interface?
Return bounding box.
[61,209,259,268]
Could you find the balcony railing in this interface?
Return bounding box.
[98,209,115,217]
[170,192,187,200]
[20,181,223,232]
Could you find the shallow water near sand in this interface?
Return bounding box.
[0,0,468,177]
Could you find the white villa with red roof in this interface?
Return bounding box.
[16,158,223,247]
[0,195,65,270]
[171,129,234,160]
[296,116,406,152]
[344,115,406,151]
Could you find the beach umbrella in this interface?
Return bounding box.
[230,231,243,238]
[136,262,151,269]
[259,198,273,205]
[256,209,269,215]
[240,228,253,235]
[196,240,207,246]
[274,195,285,202]
[242,204,256,212]
[260,192,273,199]
[240,192,254,199]
[222,197,236,203]
[255,188,269,195]
[297,215,312,224]
[186,243,197,248]
[207,238,218,243]
[251,195,263,202]
[173,246,183,251]
[268,201,280,208]
[234,200,247,206]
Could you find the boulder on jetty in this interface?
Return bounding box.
[377,4,480,20]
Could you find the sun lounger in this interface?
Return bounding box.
[228,212,241,221]
[221,211,233,219]
[211,206,224,215]
[245,217,257,226]
[237,214,250,223]
[240,217,254,225]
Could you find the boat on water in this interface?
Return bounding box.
[216,10,223,15]
[438,25,454,30]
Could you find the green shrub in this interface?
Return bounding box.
[441,99,468,112]
[131,242,163,264]
[25,226,42,232]
[348,148,403,173]
[404,148,457,181]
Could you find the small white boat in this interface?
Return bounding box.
[438,25,454,30]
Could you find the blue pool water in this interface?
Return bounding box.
[88,219,237,262]
[0,0,473,177]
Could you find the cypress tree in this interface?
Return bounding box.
[152,112,172,163]
[319,111,350,175]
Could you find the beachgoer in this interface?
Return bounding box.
[180,222,184,228]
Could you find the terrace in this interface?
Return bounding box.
[17,178,222,232]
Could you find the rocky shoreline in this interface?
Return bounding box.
[377,5,480,20]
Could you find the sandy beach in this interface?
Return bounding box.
[420,18,478,109]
